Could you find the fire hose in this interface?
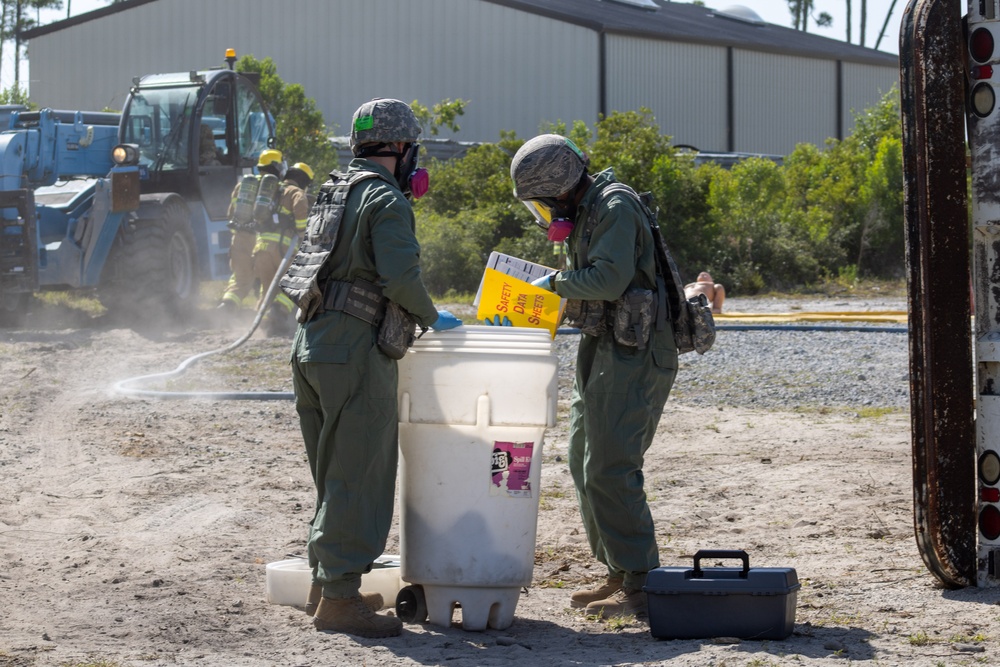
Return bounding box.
[112,243,298,401]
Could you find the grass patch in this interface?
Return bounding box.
[856,406,898,419]
[34,289,105,317]
[757,278,907,300]
[603,614,641,631]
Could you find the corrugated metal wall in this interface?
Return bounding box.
[733,50,838,155]
[605,35,728,152]
[28,0,599,143]
[841,61,900,133]
[26,0,897,157]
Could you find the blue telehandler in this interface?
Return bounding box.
[0,51,275,327]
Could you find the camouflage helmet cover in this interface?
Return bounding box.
[510,134,589,200]
[350,98,421,150]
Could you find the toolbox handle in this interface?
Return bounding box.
[692,549,750,578]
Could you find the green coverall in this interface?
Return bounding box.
[290,158,438,599]
[551,168,679,592]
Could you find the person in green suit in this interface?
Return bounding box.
[510,134,678,621]
[288,98,461,638]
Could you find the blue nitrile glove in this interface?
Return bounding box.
[531,273,556,292]
[432,310,463,330]
[482,314,513,326]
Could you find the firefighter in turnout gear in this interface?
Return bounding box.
[284,98,461,638]
[255,162,313,336]
[218,148,285,313]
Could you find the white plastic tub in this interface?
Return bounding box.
[397,326,558,427]
[396,324,559,631]
[264,555,401,609]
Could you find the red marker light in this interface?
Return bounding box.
[983,487,1000,503]
[972,27,995,63]
[980,505,1000,541]
[973,65,995,80]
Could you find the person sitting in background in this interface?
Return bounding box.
[199,123,221,166]
[684,272,725,314]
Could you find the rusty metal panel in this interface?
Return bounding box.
[110,169,140,214]
[900,0,977,588]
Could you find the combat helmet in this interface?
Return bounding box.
[510,134,589,200]
[350,98,421,153]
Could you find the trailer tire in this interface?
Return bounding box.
[99,199,199,324]
[0,292,30,328]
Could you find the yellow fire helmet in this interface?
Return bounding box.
[288,162,314,183]
[257,148,284,169]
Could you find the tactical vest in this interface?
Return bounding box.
[566,182,715,354]
[279,170,383,320]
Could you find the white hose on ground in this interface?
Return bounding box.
[112,241,298,401]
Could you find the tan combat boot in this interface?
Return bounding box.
[305,584,383,616]
[585,587,648,620]
[570,575,624,609]
[313,595,402,638]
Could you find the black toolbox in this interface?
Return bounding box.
[643,550,799,640]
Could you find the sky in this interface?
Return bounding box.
[700,0,904,54]
[8,0,905,90]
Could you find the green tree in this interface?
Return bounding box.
[781,141,852,280]
[413,90,904,297]
[411,98,467,137]
[709,158,787,292]
[415,131,547,293]
[828,86,903,277]
[0,82,31,107]
[234,54,339,185]
[856,135,903,272]
[650,156,717,280]
[582,108,673,196]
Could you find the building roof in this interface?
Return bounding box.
[25,0,898,68]
[489,0,898,66]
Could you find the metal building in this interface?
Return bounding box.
[24,0,898,156]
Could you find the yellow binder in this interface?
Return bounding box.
[475,267,565,338]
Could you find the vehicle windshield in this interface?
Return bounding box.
[121,86,199,172]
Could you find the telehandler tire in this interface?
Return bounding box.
[99,198,199,325]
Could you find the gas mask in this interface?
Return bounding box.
[360,143,429,199]
[397,143,429,200]
[521,196,575,242]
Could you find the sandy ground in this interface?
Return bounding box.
[1,294,999,667]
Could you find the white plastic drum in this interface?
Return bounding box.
[396,327,559,630]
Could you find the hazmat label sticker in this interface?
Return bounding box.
[491,441,534,498]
